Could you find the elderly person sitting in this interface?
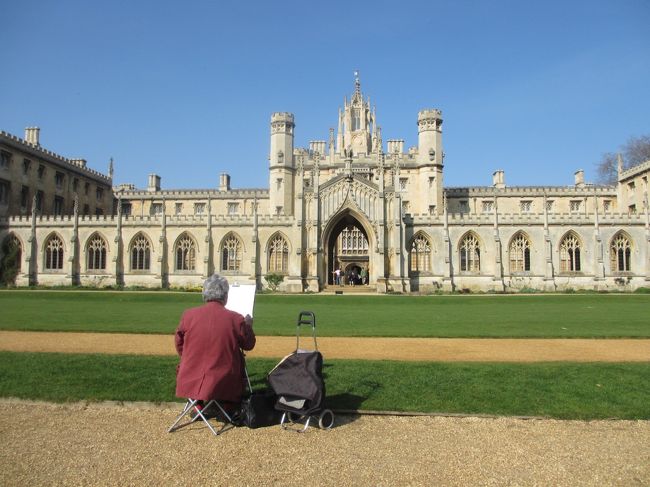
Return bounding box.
[175,274,256,413]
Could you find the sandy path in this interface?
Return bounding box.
[0,400,648,486]
[1,330,649,362]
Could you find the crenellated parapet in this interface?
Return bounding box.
[417,109,443,133]
[445,185,617,197]
[0,130,112,183]
[270,113,295,135]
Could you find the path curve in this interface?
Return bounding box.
[1,331,649,362]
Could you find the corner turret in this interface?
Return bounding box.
[269,112,295,215]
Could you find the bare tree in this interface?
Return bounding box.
[595,135,650,185]
[596,152,618,185]
[625,135,650,166]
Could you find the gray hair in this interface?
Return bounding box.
[202,274,229,303]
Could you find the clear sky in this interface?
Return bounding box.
[2,0,649,190]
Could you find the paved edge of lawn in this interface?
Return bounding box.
[1,331,649,362]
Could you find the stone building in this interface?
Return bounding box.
[0,128,113,218]
[1,76,649,292]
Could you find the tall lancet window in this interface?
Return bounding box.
[459,233,481,272]
[221,233,242,272]
[130,233,151,271]
[45,234,64,271]
[268,234,289,274]
[559,233,581,272]
[509,233,531,273]
[352,109,361,131]
[410,234,431,273]
[175,233,196,271]
[87,233,108,271]
[610,233,631,272]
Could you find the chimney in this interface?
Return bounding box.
[219,173,231,191]
[24,127,41,146]
[492,170,505,189]
[70,158,87,168]
[574,169,585,188]
[147,173,161,192]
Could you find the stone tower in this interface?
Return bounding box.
[417,108,444,214]
[269,112,295,216]
[336,73,376,156]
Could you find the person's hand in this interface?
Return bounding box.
[245,314,253,328]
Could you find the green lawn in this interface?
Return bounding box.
[1,351,648,420]
[0,290,649,337]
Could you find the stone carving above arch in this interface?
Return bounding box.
[319,175,379,223]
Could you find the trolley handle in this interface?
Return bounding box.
[296,311,317,351]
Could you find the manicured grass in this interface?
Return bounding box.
[1,290,649,337]
[1,351,648,420]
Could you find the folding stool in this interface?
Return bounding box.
[168,398,234,436]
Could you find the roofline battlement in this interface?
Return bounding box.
[619,159,650,181]
[0,130,112,183]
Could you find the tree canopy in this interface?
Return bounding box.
[596,135,650,185]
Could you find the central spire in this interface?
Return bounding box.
[336,71,376,156]
[353,70,361,99]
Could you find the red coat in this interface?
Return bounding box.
[174,301,256,402]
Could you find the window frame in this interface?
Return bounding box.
[86,234,108,272]
[44,234,65,272]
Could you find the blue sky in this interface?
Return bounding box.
[2,0,649,190]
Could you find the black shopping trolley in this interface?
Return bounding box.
[267,311,334,431]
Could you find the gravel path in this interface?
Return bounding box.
[2,331,650,362]
[1,400,648,486]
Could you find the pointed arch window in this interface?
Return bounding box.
[130,233,151,271]
[459,233,480,272]
[45,234,64,270]
[87,234,107,271]
[175,233,196,271]
[410,234,431,273]
[560,233,581,272]
[268,234,289,273]
[509,233,531,273]
[610,233,631,272]
[338,226,368,255]
[221,233,242,272]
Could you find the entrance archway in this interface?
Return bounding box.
[324,212,371,286]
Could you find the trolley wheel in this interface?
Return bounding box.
[318,409,334,430]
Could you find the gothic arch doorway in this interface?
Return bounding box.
[324,212,371,286]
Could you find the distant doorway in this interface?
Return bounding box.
[326,214,369,286]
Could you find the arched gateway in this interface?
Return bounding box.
[323,211,372,286]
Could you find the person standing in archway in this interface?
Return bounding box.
[360,267,367,285]
[334,267,341,286]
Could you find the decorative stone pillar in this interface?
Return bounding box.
[375,154,386,291]
[114,196,124,287]
[250,197,260,288]
[203,195,212,279]
[307,153,321,291]
[69,197,79,285]
[27,196,37,286]
[442,192,454,292]
[157,199,168,288]
[542,192,555,291]
[492,194,505,292]
[592,194,605,283]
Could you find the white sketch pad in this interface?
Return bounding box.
[225,283,256,317]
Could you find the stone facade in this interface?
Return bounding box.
[1,76,649,292]
[0,128,113,218]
